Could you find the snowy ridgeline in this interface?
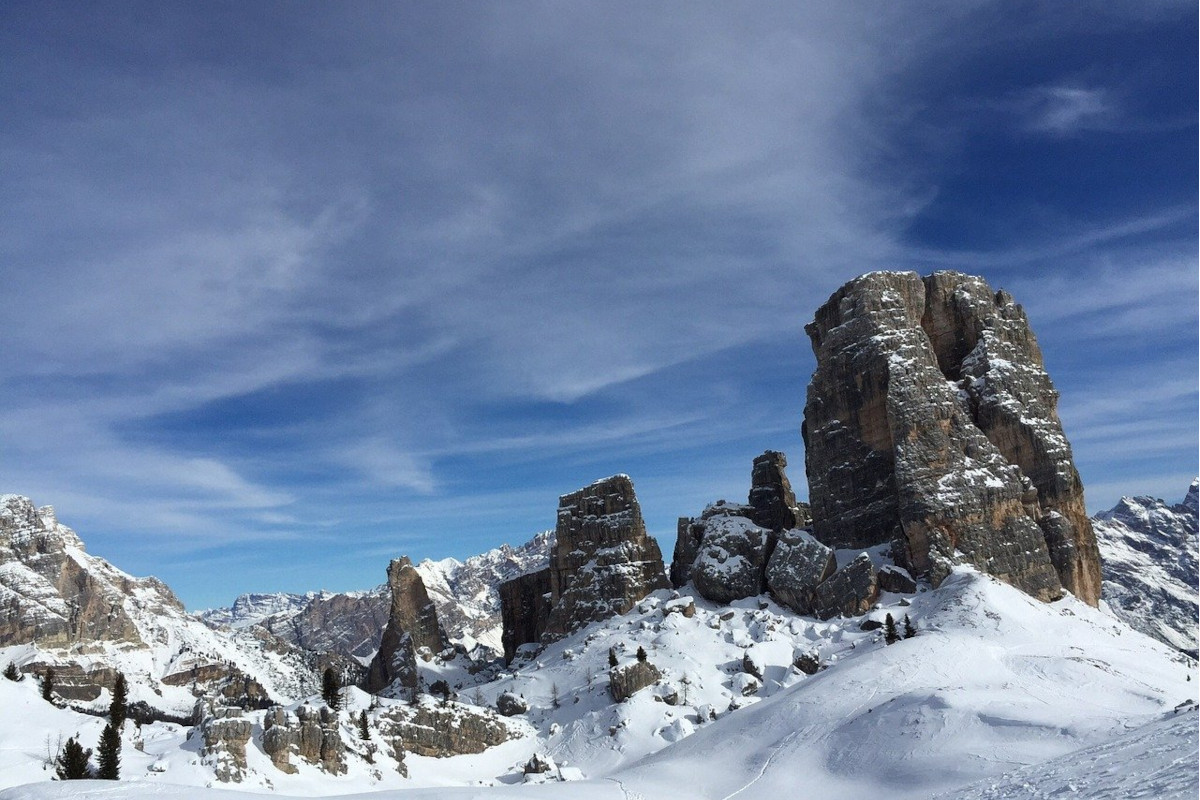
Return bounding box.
[1,565,1196,799]
[1093,479,1199,658]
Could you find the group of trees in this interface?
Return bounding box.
[884,614,917,645]
[54,671,126,781]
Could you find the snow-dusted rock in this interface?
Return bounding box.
[803,271,1100,605]
[1094,479,1199,657]
[366,556,447,694]
[766,529,837,613]
[499,475,669,662]
[690,514,772,603]
[813,553,879,619]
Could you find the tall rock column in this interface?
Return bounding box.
[921,272,1101,604]
[803,271,1099,604]
[500,475,669,661]
[366,556,447,693]
[542,475,670,640]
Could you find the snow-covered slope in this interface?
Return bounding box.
[200,593,326,630]
[0,495,331,717]
[1093,479,1198,657]
[4,562,1195,798]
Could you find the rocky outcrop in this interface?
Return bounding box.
[377,702,513,757]
[366,556,448,693]
[496,691,529,717]
[263,590,390,662]
[813,554,879,619]
[0,495,177,648]
[499,568,552,663]
[609,660,662,702]
[764,529,837,614]
[260,705,346,775]
[1094,480,1199,657]
[688,512,773,603]
[499,476,669,662]
[672,452,817,606]
[748,451,810,532]
[803,271,1100,605]
[197,704,253,783]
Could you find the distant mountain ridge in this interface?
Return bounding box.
[198,530,554,660]
[1093,479,1199,658]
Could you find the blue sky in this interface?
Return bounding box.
[1,2,1195,609]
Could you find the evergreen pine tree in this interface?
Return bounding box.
[96,723,120,780]
[903,614,917,639]
[321,667,341,711]
[608,647,618,668]
[41,667,55,702]
[636,646,647,663]
[3,662,20,681]
[884,613,899,645]
[551,682,560,709]
[109,672,128,730]
[430,679,451,705]
[55,737,92,780]
[357,710,371,741]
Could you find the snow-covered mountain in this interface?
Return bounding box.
[0,494,337,718]
[1093,479,1199,657]
[414,530,554,653]
[199,531,554,662]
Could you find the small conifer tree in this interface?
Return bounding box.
[321,667,341,711]
[884,613,899,645]
[904,614,917,639]
[41,667,55,702]
[551,682,560,709]
[96,723,120,780]
[357,710,371,741]
[636,646,647,663]
[55,737,92,780]
[3,662,20,681]
[109,672,128,730]
[430,679,452,705]
[608,647,618,668]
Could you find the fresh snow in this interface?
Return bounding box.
[3,564,1195,799]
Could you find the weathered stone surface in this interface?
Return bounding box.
[500,475,669,662]
[794,651,821,675]
[689,514,773,603]
[803,271,1098,604]
[673,453,817,605]
[366,556,447,693]
[748,451,809,532]
[263,590,391,662]
[499,568,552,663]
[496,690,529,717]
[259,704,346,775]
[813,554,879,619]
[765,529,837,614]
[23,662,119,702]
[378,702,513,757]
[543,476,670,640]
[609,660,661,702]
[0,495,181,648]
[878,565,918,594]
[198,704,252,783]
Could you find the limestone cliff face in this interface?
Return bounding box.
[499,475,669,662]
[802,271,1100,605]
[366,556,448,693]
[0,495,172,647]
[541,475,670,641]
